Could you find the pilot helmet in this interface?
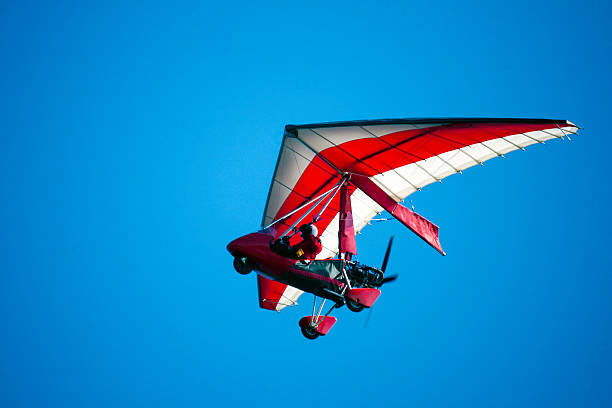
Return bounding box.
[299,223,318,238]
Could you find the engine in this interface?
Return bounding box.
[346,263,384,288]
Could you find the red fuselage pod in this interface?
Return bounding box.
[226,230,297,280]
[227,231,346,299]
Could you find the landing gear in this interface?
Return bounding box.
[299,300,338,340]
[346,298,365,312]
[233,256,254,275]
[300,325,320,340]
[345,288,381,312]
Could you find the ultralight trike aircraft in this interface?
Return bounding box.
[227,118,578,339]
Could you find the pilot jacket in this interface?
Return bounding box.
[292,235,322,260]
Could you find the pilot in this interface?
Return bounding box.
[292,223,322,260]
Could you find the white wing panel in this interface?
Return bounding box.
[275,146,306,188]
[276,285,304,312]
[366,125,578,205]
[264,182,292,225]
[481,138,517,155]
[262,137,320,225]
[311,126,375,145]
[296,128,336,153]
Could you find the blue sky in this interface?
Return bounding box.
[1,1,611,407]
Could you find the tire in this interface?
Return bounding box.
[233,256,253,275]
[346,298,365,312]
[301,325,320,340]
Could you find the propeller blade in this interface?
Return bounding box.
[366,236,397,330]
[381,274,398,284]
[381,235,394,273]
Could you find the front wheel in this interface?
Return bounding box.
[301,325,320,340]
[233,256,253,275]
[346,298,364,312]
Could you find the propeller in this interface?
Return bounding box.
[381,235,393,272]
[380,236,398,285]
[381,274,398,284]
[365,236,397,329]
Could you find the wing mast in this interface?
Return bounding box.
[338,182,357,259]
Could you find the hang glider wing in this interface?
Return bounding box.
[262,118,578,258]
[257,275,303,311]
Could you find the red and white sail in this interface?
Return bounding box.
[260,118,578,310]
[256,275,302,311]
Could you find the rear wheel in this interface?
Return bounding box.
[301,325,320,340]
[233,256,253,275]
[346,298,365,312]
